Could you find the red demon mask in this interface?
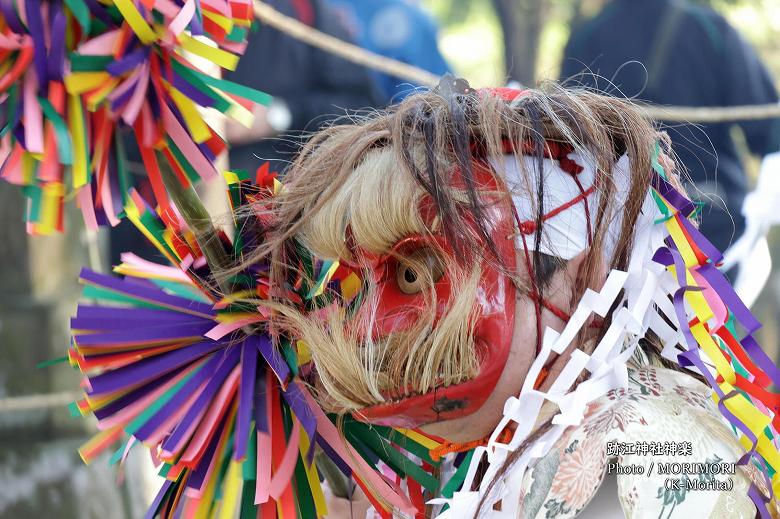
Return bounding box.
[350,158,519,428]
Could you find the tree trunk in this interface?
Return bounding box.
[492,0,545,87]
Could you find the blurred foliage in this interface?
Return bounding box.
[422,0,780,87]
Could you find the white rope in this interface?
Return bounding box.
[252,1,780,123]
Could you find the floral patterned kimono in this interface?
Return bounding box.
[519,362,772,519]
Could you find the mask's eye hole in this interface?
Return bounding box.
[396,248,445,295]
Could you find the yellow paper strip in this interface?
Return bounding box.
[665,216,699,269]
[217,460,243,519]
[68,95,89,187]
[166,83,212,143]
[394,429,442,451]
[299,430,328,517]
[64,72,111,95]
[178,34,239,70]
[113,0,158,44]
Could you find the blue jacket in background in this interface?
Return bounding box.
[329,0,451,103]
[561,0,780,252]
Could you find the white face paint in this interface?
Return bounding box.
[500,152,638,261]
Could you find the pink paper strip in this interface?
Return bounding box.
[96,363,198,430]
[121,63,149,126]
[153,0,181,18]
[169,0,195,35]
[119,252,191,282]
[161,104,218,180]
[692,269,728,331]
[205,316,262,340]
[145,379,209,445]
[99,172,122,226]
[200,0,229,16]
[77,30,120,55]
[268,419,300,499]
[77,186,99,230]
[179,366,239,464]
[301,388,416,515]
[24,71,44,154]
[255,431,272,504]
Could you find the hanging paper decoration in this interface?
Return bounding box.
[0,0,270,234]
[67,167,438,518]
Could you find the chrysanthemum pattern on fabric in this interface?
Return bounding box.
[520,365,768,519]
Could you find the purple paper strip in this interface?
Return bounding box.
[132,352,224,441]
[698,263,761,333]
[87,340,226,394]
[254,334,290,383]
[196,140,217,163]
[111,79,138,112]
[186,408,229,491]
[83,0,114,26]
[72,305,206,329]
[233,341,258,460]
[283,380,316,462]
[316,432,352,477]
[161,346,241,453]
[143,479,173,519]
[255,369,268,434]
[80,268,216,316]
[0,0,24,33]
[25,0,48,93]
[74,321,215,347]
[93,368,180,420]
[47,4,66,81]
[741,334,780,391]
[172,71,215,108]
[677,215,723,265]
[190,0,203,35]
[652,173,696,217]
[107,48,149,77]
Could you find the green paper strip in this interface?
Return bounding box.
[22,184,43,223]
[39,97,73,166]
[212,435,235,502]
[440,450,473,498]
[64,0,91,32]
[37,355,69,369]
[174,61,273,106]
[69,53,112,72]
[82,284,161,308]
[158,463,172,478]
[165,137,201,184]
[125,363,204,435]
[345,424,439,493]
[169,60,232,113]
[0,85,19,139]
[239,480,257,519]
[109,436,132,465]
[68,401,82,418]
[294,456,316,519]
[115,133,130,207]
[651,141,667,180]
[226,26,247,43]
[150,279,211,303]
[243,427,257,480]
[374,426,440,466]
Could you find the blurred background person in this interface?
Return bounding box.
[559,0,780,253]
[328,0,451,103]
[224,0,384,175]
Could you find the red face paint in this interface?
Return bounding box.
[353,160,518,428]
